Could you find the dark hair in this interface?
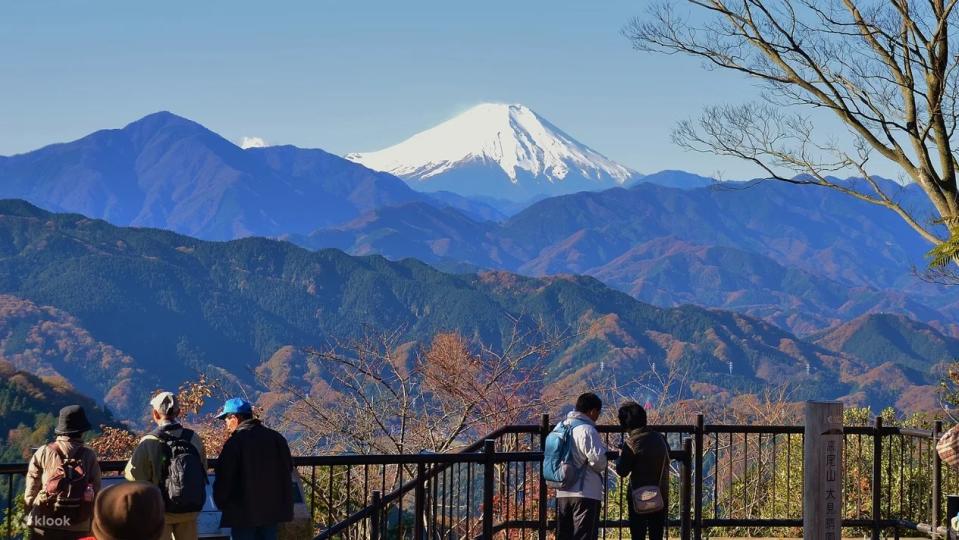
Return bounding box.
[575,393,603,414]
[617,401,647,430]
[230,413,253,422]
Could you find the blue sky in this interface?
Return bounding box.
[0,1,854,179]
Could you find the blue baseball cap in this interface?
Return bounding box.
[216,398,253,419]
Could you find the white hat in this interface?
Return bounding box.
[150,391,179,416]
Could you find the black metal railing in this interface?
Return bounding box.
[309,435,693,540]
[0,415,952,539]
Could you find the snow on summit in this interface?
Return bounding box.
[346,103,638,200]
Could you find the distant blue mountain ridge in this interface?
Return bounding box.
[0,111,520,239]
[1,111,952,338]
[300,176,955,336]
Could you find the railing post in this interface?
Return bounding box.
[371,490,382,540]
[415,462,426,540]
[682,437,693,540]
[483,439,495,539]
[873,416,883,540]
[935,420,943,538]
[310,465,317,527]
[5,474,12,540]
[694,413,704,540]
[5,475,12,540]
[539,413,550,540]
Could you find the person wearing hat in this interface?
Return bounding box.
[85,482,165,540]
[213,398,293,540]
[124,391,207,540]
[24,405,102,539]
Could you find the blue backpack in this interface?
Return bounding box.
[542,418,589,490]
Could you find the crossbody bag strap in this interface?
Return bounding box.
[658,436,669,484]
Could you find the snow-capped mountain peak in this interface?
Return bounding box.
[346,103,637,199]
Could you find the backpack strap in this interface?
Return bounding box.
[564,418,592,491]
[47,442,82,463]
[47,442,65,461]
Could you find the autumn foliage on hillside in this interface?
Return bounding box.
[261,322,562,456]
[0,360,118,461]
[0,295,145,419]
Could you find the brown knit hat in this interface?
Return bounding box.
[92,482,165,540]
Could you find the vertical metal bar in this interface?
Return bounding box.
[456,463,469,530]
[327,465,334,529]
[448,459,455,534]
[887,429,893,520]
[728,432,733,517]
[714,432,719,520]
[522,458,528,540]
[483,439,496,540]
[682,438,692,540]
[415,462,426,540]
[873,416,883,540]
[371,490,382,540]
[466,461,473,538]
[431,462,439,537]
[345,464,352,525]
[855,433,866,517]
[539,414,549,540]
[772,433,778,517]
[364,464,370,539]
[456,461,462,534]
[506,449,512,535]
[935,420,943,536]
[398,464,405,540]
[899,433,905,518]
[742,432,748,518]
[311,465,317,525]
[616,433,632,540]
[601,430,609,539]
[842,433,847,519]
[787,433,792,518]
[5,473,12,540]
[441,464,448,535]
[694,414,703,540]
[757,432,763,518]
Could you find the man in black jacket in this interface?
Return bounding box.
[212,398,293,540]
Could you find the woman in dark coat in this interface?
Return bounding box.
[614,402,670,540]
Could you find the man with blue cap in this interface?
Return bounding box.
[212,398,293,540]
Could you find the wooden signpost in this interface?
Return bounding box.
[804,400,843,540]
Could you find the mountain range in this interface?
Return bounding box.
[0,200,953,423]
[300,179,957,336]
[1,110,952,336]
[0,109,956,422]
[0,112,437,240]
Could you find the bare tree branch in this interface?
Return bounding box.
[625,0,959,270]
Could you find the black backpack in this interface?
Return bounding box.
[155,428,207,513]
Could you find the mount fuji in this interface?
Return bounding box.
[346,103,639,200]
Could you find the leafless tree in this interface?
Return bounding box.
[625,0,959,272]
[266,320,565,457]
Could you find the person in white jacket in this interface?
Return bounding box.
[556,392,608,540]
